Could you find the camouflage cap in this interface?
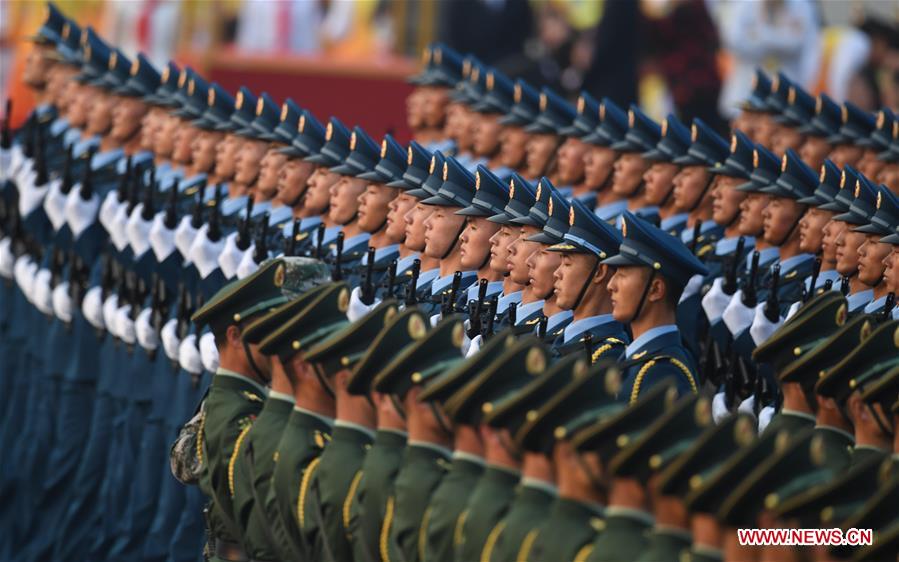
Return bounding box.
[192,257,331,331]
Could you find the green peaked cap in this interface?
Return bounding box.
[753,291,847,373]
[483,352,583,436]
[372,315,466,399]
[443,337,548,426]
[418,328,520,405]
[655,412,758,498]
[608,394,714,482]
[304,300,400,374]
[241,283,332,345]
[516,358,626,455]
[192,257,331,331]
[571,378,679,464]
[347,308,430,395]
[258,282,350,360]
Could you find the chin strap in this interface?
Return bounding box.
[627,269,658,325]
[687,174,716,213]
[341,211,359,227]
[572,256,601,312]
[497,431,523,463]
[313,363,336,399]
[773,205,807,247]
[241,339,267,381]
[429,402,454,438]
[389,394,407,421]
[867,403,894,440]
[441,220,469,260]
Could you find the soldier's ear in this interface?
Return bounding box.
[593,263,611,285]
[225,324,243,350]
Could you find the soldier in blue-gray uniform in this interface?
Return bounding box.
[546,198,629,360]
[640,114,692,238]
[608,106,662,224]
[603,211,708,402]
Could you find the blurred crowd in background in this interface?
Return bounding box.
[2,0,898,134]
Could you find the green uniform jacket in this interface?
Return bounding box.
[587,508,654,562]
[232,395,294,561]
[813,425,855,472]
[302,424,374,562]
[387,442,451,562]
[527,498,604,562]
[198,373,266,552]
[761,410,815,437]
[266,408,332,561]
[349,429,407,562]
[635,528,693,562]
[850,445,888,468]
[487,483,556,562]
[421,455,485,561]
[456,465,520,562]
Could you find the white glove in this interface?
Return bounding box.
[465,334,483,358]
[199,331,220,373]
[701,278,731,323]
[722,291,754,337]
[64,189,101,239]
[14,256,37,302]
[116,305,136,345]
[125,204,153,258]
[102,294,120,338]
[758,406,775,434]
[6,144,25,179]
[737,395,757,420]
[43,178,68,231]
[0,237,14,279]
[217,232,245,280]
[347,286,381,322]
[108,200,131,251]
[749,302,782,346]
[149,212,177,263]
[429,313,441,327]
[18,177,48,218]
[32,268,53,315]
[173,215,198,263]
[135,307,160,351]
[236,249,260,279]
[98,190,123,235]
[188,225,225,279]
[784,300,801,320]
[82,286,106,330]
[52,282,72,323]
[678,273,704,304]
[161,318,181,362]
[712,391,731,424]
[178,334,203,375]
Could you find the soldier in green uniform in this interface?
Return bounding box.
[480,354,584,562]
[229,277,332,562]
[651,413,758,562]
[510,358,628,562]
[258,282,352,560]
[299,300,399,561]
[344,308,428,562]
[445,339,551,561]
[416,333,522,561]
[605,394,714,562]
[570,381,681,562]
[372,316,466,562]
[191,257,323,562]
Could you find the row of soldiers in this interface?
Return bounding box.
[0,3,898,562]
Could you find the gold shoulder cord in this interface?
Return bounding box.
[590,344,614,364]
[196,411,206,466]
[228,425,252,497]
[454,509,469,547]
[418,506,432,561]
[380,496,396,562]
[343,470,364,538]
[574,543,595,562]
[297,457,322,529]
[480,521,507,562]
[630,357,698,404]
[516,529,540,562]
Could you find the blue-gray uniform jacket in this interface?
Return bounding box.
[617,325,699,404]
[550,314,628,363]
